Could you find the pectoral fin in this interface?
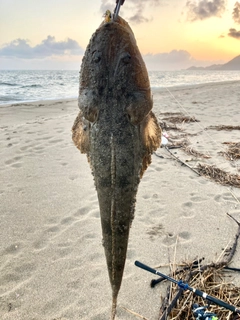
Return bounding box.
[72,111,91,155]
[140,111,162,177]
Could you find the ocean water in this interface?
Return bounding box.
[1,69,240,105]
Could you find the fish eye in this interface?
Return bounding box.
[92,51,102,63]
[122,53,131,64]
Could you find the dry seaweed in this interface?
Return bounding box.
[159,120,182,132]
[197,164,240,188]
[183,146,211,159]
[219,142,240,161]
[207,125,240,131]
[156,214,240,320]
[166,267,240,320]
[168,139,190,149]
[160,112,184,117]
[165,139,211,159]
[162,115,199,124]
[169,132,200,139]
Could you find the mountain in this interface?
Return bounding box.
[187,55,240,70]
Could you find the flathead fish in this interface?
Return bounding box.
[72,15,161,319]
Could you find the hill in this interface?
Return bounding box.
[187,55,240,70]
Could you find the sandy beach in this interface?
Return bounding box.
[0,81,240,320]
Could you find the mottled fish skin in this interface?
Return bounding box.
[72,16,161,319]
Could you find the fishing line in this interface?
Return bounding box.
[163,85,239,203]
[165,86,238,166]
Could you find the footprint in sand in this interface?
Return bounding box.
[48,138,64,144]
[45,226,60,233]
[20,145,30,151]
[142,194,151,200]
[60,216,76,225]
[162,232,177,246]
[32,224,61,251]
[180,201,196,218]
[146,223,165,240]
[178,231,191,240]
[0,296,12,313]
[32,239,48,250]
[74,206,90,217]
[69,174,79,181]
[89,208,100,218]
[191,196,207,202]
[3,243,23,255]
[5,156,22,166]
[61,162,68,166]
[162,231,191,246]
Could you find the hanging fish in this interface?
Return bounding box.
[72,13,161,319]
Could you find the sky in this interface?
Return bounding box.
[0,0,239,70]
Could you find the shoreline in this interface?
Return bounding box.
[0,80,240,319]
[1,80,240,108]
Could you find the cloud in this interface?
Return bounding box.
[143,49,225,70]
[185,0,226,21]
[128,3,150,24]
[0,36,83,59]
[228,28,240,39]
[233,1,240,24]
[100,0,164,24]
[143,50,194,70]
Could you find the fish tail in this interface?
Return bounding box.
[111,296,117,320]
[110,134,118,315]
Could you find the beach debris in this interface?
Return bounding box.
[136,260,240,319]
[206,125,240,131]
[219,142,240,161]
[197,164,240,188]
[161,132,169,146]
[159,120,182,131]
[72,14,161,319]
[162,146,201,176]
[162,114,199,124]
[159,264,240,320]
[158,112,209,159]
[183,146,211,159]
[136,214,240,320]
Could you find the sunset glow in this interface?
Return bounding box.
[0,0,239,70]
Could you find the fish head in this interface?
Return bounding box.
[79,16,153,125]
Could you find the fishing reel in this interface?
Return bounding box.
[192,304,218,320]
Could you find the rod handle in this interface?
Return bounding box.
[135,261,158,276]
[194,289,240,314]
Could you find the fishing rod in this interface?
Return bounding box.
[135,260,240,314]
[113,0,125,19]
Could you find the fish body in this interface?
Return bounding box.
[72,16,161,319]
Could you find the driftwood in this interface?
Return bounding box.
[155,214,240,320]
